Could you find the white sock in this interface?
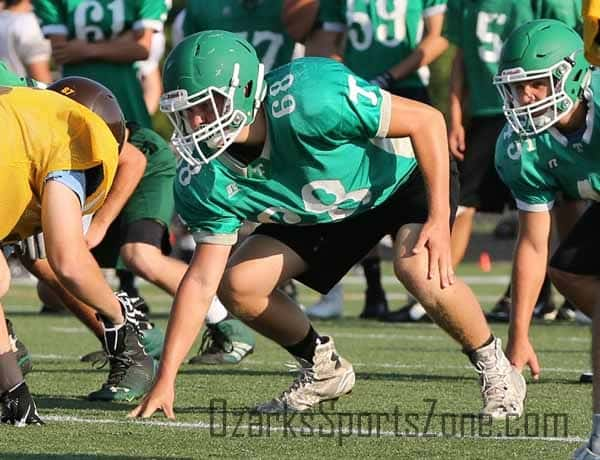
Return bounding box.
[205,296,228,325]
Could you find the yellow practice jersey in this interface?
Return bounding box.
[0,86,119,241]
[584,0,600,64]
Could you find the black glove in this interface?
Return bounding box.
[0,381,44,426]
[370,71,395,90]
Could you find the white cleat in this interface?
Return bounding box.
[254,337,354,413]
[471,338,526,419]
[305,284,344,320]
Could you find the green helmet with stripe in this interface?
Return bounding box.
[494,19,591,136]
[160,30,266,166]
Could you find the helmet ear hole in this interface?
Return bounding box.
[244,81,253,98]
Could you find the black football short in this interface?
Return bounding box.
[550,202,600,276]
[92,218,170,269]
[458,115,514,213]
[253,163,459,294]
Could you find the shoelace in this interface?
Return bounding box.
[198,326,233,355]
[475,360,510,400]
[279,361,315,400]
[102,354,135,388]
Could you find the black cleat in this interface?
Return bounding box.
[1,382,43,426]
[485,296,511,323]
[359,289,389,319]
[379,299,431,323]
[580,372,593,383]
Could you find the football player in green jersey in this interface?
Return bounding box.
[33,0,168,130]
[306,0,449,321]
[131,30,526,419]
[182,0,297,72]
[492,19,600,459]
[445,0,585,323]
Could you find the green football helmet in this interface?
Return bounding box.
[160,30,266,166]
[494,19,591,136]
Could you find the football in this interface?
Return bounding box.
[282,0,320,43]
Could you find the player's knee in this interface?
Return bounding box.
[548,266,580,292]
[218,272,262,320]
[393,258,436,306]
[121,245,160,283]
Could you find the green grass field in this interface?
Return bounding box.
[0,261,592,459]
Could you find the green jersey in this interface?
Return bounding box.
[174,58,417,245]
[0,60,33,87]
[444,0,533,116]
[531,0,583,35]
[319,0,447,90]
[496,73,600,211]
[33,0,168,128]
[182,0,296,72]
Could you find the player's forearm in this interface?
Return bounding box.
[448,50,466,126]
[157,275,215,383]
[412,109,451,220]
[93,144,146,229]
[388,35,448,81]
[509,236,549,340]
[85,38,149,63]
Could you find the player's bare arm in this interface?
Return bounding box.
[507,209,552,380]
[387,95,453,287]
[130,242,233,419]
[448,48,467,160]
[48,29,152,65]
[85,141,147,249]
[41,181,123,325]
[385,12,448,83]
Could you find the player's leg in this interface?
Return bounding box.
[21,255,104,340]
[552,204,600,457]
[119,218,255,365]
[218,232,355,412]
[0,251,42,425]
[390,163,525,419]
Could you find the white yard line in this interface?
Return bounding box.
[29,353,587,374]
[43,415,583,443]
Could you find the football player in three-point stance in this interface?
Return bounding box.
[0,78,157,423]
[131,30,525,419]
[306,0,450,321]
[492,19,600,459]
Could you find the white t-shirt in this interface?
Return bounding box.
[0,11,51,77]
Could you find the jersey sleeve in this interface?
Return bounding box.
[319,0,346,32]
[173,167,242,245]
[15,15,51,64]
[34,0,68,36]
[338,72,390,140]
[494,129,556,212]
[134,0,168,32]
[442,0,462,46]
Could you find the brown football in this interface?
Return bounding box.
[282,0,320,43]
